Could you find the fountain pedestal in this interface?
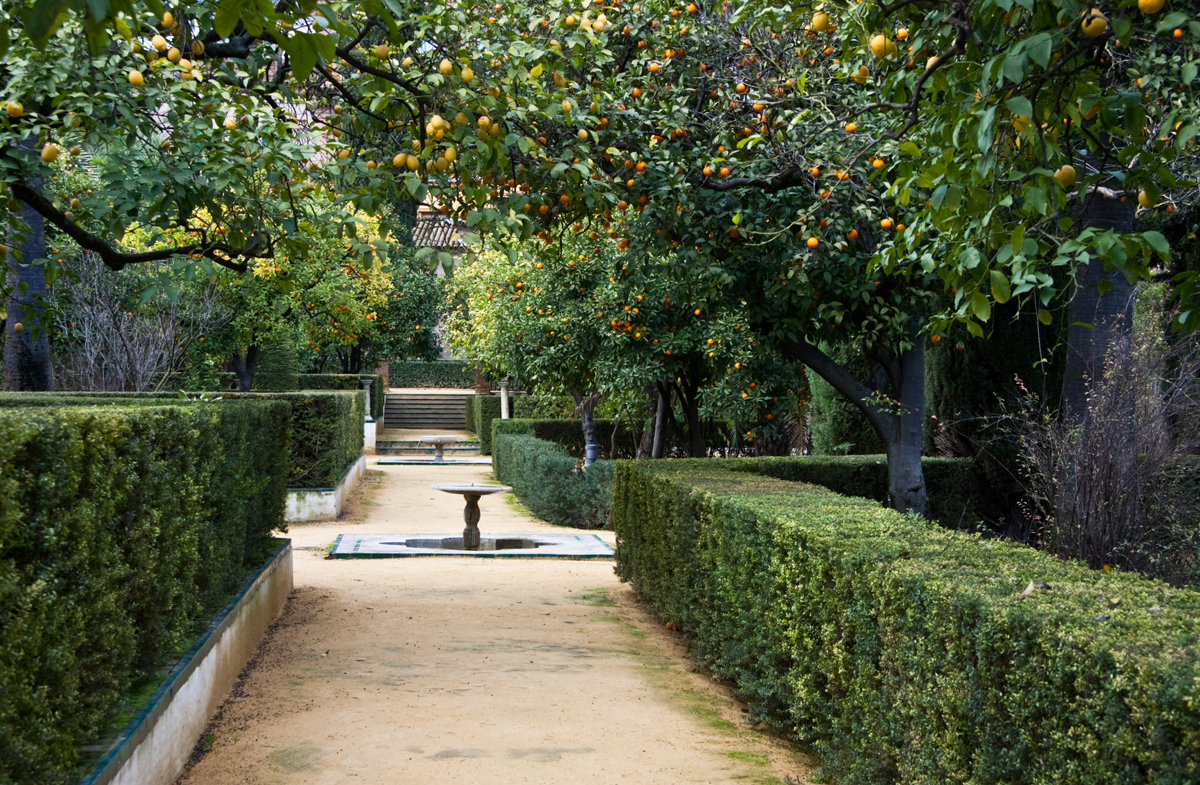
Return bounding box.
[431,484,512,550]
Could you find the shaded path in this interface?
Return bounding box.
[178,463,810,784]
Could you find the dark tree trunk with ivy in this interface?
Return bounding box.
[785,324,929,517]
[1061,190,1136,423]
[3,144,53,392]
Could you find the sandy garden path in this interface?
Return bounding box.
[177,462,812,785]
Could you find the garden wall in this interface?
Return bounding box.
[614,461,1200,783]
[0,390,366,488]
[0,400,290,785]
[389,360,480,389]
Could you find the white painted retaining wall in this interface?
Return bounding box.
[80,540,293,785]
[285,452,366,522]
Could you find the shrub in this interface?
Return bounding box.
[728,455,1001,530]
[470,395,503,454]
[0,401,289,785]
[493,435,612,528]
[491,418,731,460]
[512,394,578,419]
[296,373,384,422]
[614,460,1200,784]
[0,390,364,488]
[1017,313,1200,586]
[389,360,481,389]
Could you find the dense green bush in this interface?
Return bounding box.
[491,418,731,459]
[295,374,384,421]
[728,455,1004,530]
[493,435,612,529]
[389,360,481,389]
[470,395,503,454]
[0,390,364,488]
[614,461,1200,784]
[512,395,578,419]
[0,401,289,785]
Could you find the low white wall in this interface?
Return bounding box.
[285,452,366,522]
[364,420,377,454]
[81,541,293,785]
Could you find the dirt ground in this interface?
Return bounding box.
[177,463,813,785]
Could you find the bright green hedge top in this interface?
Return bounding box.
[0,390,363,488]
[614,461,1200,783]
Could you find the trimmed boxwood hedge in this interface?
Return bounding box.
[295,374,384,421]
[0,401,289,785]
[614,460,1200,784]
[0,390,365,488]
[727,455,997,529]
[390,360,481,389]
[493,435,612,529]
[469,395,503,454]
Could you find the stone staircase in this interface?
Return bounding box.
[382,391,471,430]
[375,439,482,458]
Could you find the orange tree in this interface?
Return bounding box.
[447,235,803,455]
[19,0,1200,512]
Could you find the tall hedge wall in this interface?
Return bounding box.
[207,373,382,421]
[0,390,364,488]
[0,401,289,785]
[390,361,481,389]
[295,374,384,421]
[493,435,612,528]
[614,461,1200,783]
[491,417,732,459]
[470,395,503,454]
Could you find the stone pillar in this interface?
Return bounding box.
[360,378,376,454]
[500,378,510,420]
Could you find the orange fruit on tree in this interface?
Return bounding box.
[806,237,819,248]
[880,218,893,229]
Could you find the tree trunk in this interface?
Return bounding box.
[652,383,667,458]
[882,339,928,515]
[572,390,600,456]
[1061,190,1136,422]
[784,327,929,516]
[229,346,259,392]
[3,145,53,392]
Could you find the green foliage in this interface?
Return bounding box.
[225,392,364,488]
[807,341,886,455]
[471,395,503,455]
[613,461,1200,784]
[493,435,612,529]
[296,374,384,422]
[251,341,299,392]
[389,361,478,389]
[0,400,288,785]
[512,394,578,420]
[1,390,364,488]
[491,417,732,462]
[730,456,1007,532]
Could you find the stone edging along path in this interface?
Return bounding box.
[82,540,292,785]
[176,464,813,785]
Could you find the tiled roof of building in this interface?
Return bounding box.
[411,214,469,250]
